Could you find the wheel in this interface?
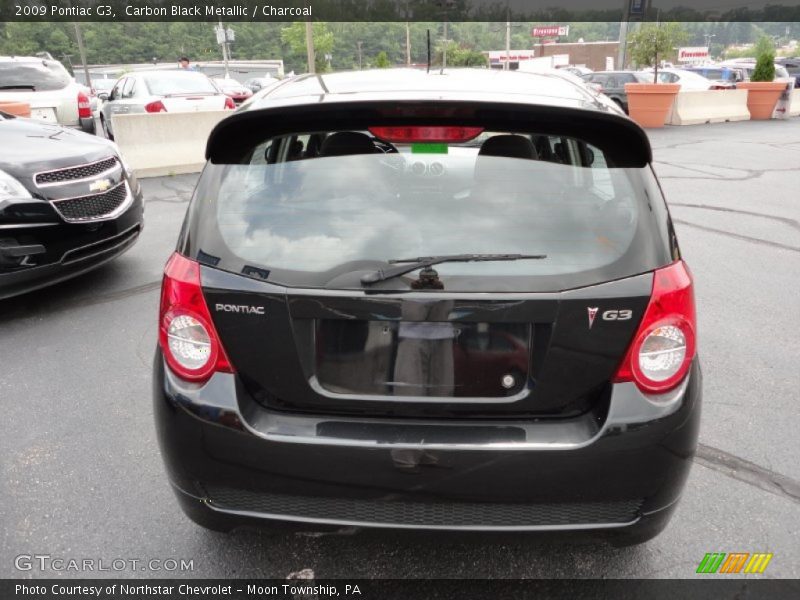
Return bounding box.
[101,116,113,140]
[612,98,627,114]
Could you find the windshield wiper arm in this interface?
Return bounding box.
[0,85,36,90]
[360,253,547,285]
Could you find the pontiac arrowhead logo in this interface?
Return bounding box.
[89,178,112,193]
[587,307,599,329]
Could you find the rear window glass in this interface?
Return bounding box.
[188,128,671,292]
[143,72,217,96]
[0,60,71,91]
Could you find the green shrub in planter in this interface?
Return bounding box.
[751,37,776,82]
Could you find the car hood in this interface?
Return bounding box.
[0,116,115,180]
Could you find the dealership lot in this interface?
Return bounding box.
[1,119,798,578]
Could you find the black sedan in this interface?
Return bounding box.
[154,69,700,546]
[0,111,143,300]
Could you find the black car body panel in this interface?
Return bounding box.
[154,69,700,540]
[0,114,143,299]
[199,267,653,418]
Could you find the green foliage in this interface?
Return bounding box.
[627,23,689,79]
[374,51,391,68]
[433,41,488,67]
[751,36,776,82]
[1,21,797,78]
[281,22,334,72]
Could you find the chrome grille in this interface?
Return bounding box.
[204,486,642,528]
[52,182,129,223]
[35,157,118,186]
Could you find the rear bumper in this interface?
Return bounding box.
[153,353,701,533]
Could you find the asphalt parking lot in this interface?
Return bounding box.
[1,119,799,579]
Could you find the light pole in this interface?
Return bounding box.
[357,41,363,70]
[704,33,716,50]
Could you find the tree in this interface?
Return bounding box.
[374,51,391,68]
[281,22,334,73]
[627,23,689,82]
[433,41,488,67]
[750,36,776,82]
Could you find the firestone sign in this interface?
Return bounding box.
[531,26,569,37]
[678,47,710,62]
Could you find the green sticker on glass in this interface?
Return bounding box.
[411,143,449,154]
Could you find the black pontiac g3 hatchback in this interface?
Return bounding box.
[154,69,701,545]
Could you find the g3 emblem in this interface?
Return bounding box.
[588,307,632,328]
[602,309,632,321]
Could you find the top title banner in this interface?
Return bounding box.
[3,0,800,22]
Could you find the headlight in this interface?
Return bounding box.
[0,169,32,200]
[108,142,133,177]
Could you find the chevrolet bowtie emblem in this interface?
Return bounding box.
[89,178,112,192]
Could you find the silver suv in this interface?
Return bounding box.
[0,56,95,134]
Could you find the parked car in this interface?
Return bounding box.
[557,65,593,77]
[0,56,95,134]
[212,77,253,104]
[645,68,718,90]
[682,65,745,87]
[243,76,280,93]
[99,70,234,140]
[0,110,143,299]
[154,68,701,546]
[775,57,800,86]
[580,70,651,112]
[720,59,793,82]
[92,77,115,100]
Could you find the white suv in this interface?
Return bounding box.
[0,56,95,134]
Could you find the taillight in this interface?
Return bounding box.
[145,100,167,113]
[224,96,235,109]
[368,126,483,143]
[613,261,696,394]
[158,253,233,382]
[77,91,92,118]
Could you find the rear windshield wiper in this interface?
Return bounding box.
[361,253,547,285]
[0,85,36,90]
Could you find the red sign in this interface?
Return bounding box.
[678,47,710,62]
[531,25,569,37]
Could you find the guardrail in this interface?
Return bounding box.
[112,111,230,178]
[667,90,750,126]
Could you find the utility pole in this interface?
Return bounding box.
[442,20,448,70]
[215,22,235,77]
[505,8,511,71]
[305,20,316,74]
[406,22,411,66]
[357,41,363,69]
[617,21,629,70]
[72,22,91,88]
[218,21,230,77]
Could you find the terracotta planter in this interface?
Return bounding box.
[0,101,31,118]
[737,81,786,120]
[624,83,681,128]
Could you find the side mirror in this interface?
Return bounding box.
[585,148,595,166]
[98,92,109,101]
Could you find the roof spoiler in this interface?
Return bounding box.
[206,100,652,167]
